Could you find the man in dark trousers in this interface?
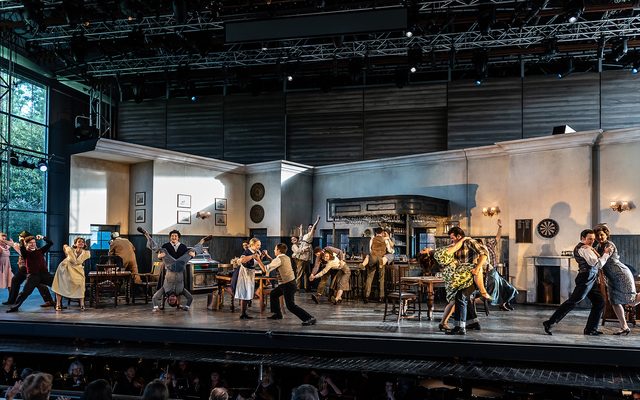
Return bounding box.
[543,229,611,335]
[7,235,55,312]
[265,243,316,326]
[1,231,53,306]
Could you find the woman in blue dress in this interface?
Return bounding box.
[594,224,640,335]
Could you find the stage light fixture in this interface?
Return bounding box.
[405,31,413,38]
[37,159,48,172]
[565,0,584,24]
[287,75,293,82]
[410,66,417,73]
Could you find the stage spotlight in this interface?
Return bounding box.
[37,159,48,172]
[565,0,584,24]
[405,31,413,38]
[474,79,483,86]
[410,66,417,73]
[287,75,293,82]
[190,95,197,102]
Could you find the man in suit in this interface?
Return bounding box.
[543,229,611,335]
[109,232,141,284]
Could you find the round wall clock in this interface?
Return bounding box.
[250,204,265,223]
[250,182,265,202]
[537,218,559,238]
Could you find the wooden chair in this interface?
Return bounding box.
[133,262,163,304]
[383,263,421,323]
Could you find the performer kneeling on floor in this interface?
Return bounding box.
[266,243,316,326]
[138,227,212,311]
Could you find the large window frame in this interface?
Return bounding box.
[0,69,49,240]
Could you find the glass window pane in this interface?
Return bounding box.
[8,165,45,210]
[7,211,45,240]
[10,77,46,124]
[9,118,46,152]
[0,71,10,114]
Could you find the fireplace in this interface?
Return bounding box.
[525,256,575,304]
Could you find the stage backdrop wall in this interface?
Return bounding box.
[117,70,640,167]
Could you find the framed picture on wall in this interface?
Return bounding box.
[135,209,146,223]
[135,192,146,206]
[515,219,533,243]
[177,210,191,224]
[215,198,227,211]
[215,213,227,226]
[177,194,191,208]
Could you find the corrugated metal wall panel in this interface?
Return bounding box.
[223,93,285,164]
[286,88,363,115]
[118,100,167,148]
[601,70,640,130]
[447,78,522,149]
[166,96,224,158]
[364,83,447,111]
[363,108,447,159]
[611,235,640,273]
[287,112,364,165]
[523,73,600,138]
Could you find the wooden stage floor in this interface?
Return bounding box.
[0,290,638,370]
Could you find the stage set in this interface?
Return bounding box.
[1,289,639,393]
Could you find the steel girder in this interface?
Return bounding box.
[65,15,640,77]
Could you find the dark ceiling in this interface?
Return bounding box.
[2,0,640,100]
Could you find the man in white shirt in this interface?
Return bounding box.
[265,243,316,326]
[543,229,612,335]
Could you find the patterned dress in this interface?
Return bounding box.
[434,247,474,302]
[0,242,13,289]
[596,241,637,305]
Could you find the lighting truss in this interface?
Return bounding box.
[59,15,640,78]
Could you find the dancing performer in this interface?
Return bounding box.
[6,235,55,313]
[362,228,388,303]
[138,227,212,311]
[109,232,141,284]
[52,237,91,311]
[1,231,53,307]
[310,246,344,304]
[291,226,312,291]
[0,232,13,298]
[237,238,268,319]
[265,243,316,325]
[594,224,640,335]
[543,229,610,336]
[483,219,518,311]
[310,249,350,304]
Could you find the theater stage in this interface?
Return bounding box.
[0,292,639,391]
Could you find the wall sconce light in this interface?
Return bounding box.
[196,211,212,219]
[609,201,634,213]
[482,206,500,217]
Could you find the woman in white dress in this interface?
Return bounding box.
[236,238,268,320]
[0,232,13,296]
[52,237,90,311]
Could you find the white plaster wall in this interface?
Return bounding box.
[69,155,130,234]
[245,169,282,236]
[152,161,246,236]
[598,130,640,233]
[129,161,154,234]
[281,167,313,237]
[507,146,594,289]
[467,153,510,237]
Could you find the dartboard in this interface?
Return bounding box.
[537,219,559,238]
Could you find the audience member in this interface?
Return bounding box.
[208,387,229,400]
[0,355,17,385]
[20,373,52,400]
[65,360,86,390]
[142,379,169,400]
[113,366,144,396]
[82,379,112,400]
[291,384,319,400]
